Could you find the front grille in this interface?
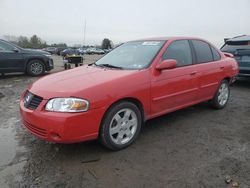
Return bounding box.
[24,91,43,110]
[23,120,47,138]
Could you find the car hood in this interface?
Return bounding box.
[22,48,50,55]
[29,65,140,100]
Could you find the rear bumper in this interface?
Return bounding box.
[19,99,105,143]
[238,67,250,76]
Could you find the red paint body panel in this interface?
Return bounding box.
[20,37,239,143]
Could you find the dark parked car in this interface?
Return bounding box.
[56,47,67,55]
[43,47,58,54]
[60,48,80,57]
[0,39,54,76]
[221,35,250,76]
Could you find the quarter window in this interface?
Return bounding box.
[162,40,192,67]
[192,40,213,63]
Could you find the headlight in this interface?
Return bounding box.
[45,98,89,112]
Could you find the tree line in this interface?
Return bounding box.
[3,35,113,49]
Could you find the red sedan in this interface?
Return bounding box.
[20,37,238,150]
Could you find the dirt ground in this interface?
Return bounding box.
[0,55,250,188]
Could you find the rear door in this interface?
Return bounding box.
[190,40,222,101]
[151,40,199,117]
[0,41,24,72]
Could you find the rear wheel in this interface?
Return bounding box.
[100,102,142,150]
[210,80,230,109]
[27,59,45,76]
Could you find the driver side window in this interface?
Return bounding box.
[162,40,193,67]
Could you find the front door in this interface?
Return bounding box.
[151,40,199,117]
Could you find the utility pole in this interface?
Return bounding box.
[83,19,86,47]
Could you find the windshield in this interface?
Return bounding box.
[95,41,165,69]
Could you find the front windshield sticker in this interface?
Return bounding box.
[142,41,161,46]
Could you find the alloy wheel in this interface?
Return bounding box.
[218,83,229,106]
[109,108,138,145]
[30,62,43,75]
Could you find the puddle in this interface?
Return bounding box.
[0,161,25,187]
[0,125,18,167]
[0,117,26,186]
[0,92,4,99]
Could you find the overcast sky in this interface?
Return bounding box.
[0,0,249,47]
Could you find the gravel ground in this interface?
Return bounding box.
[0,55,250,188]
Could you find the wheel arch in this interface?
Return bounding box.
[222,76,232,84]
[224,77,230,81]
[99,97,146,136]
[109,97,145,121]
[25,58,46,71]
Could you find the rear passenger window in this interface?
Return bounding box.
[192,40,213,63]
[211,46,221,61]
[162,40,192,67]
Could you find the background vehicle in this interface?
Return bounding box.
[60,48,80,57]
[20,37,238,150]
[95,48,105,55]
[56,47,67,55]
[221,35,250,76]
[0,39,54,76]
[77,47,86,55]
[86,48,95,54]
[104,49,112,54]
[43,47,58,54]
[86,48,105,55]
[63,54,83,69]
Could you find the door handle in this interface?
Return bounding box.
[190,71,197,75]
[220,66,225,69]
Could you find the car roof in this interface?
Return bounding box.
[130,36,205,42]
[227,35,250,42]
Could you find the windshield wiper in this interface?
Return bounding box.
[88,62,96,66]
[97,64,123,69]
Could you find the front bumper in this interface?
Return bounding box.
[45,58,54,71]
[20,99,105,143]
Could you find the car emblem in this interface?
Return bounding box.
[25,95,31,102]
[24,92,32,106]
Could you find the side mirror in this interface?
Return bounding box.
[156,59,177,70]
[12,48,19,53]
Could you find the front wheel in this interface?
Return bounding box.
[210,80,230,109]
[99,102,142,150]
[26,60,45,76]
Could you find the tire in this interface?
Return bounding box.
[210,80,230,109]
[26,59,45,76]
[99,101,142,151]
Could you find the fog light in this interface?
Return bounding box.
[50,132,61,140]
